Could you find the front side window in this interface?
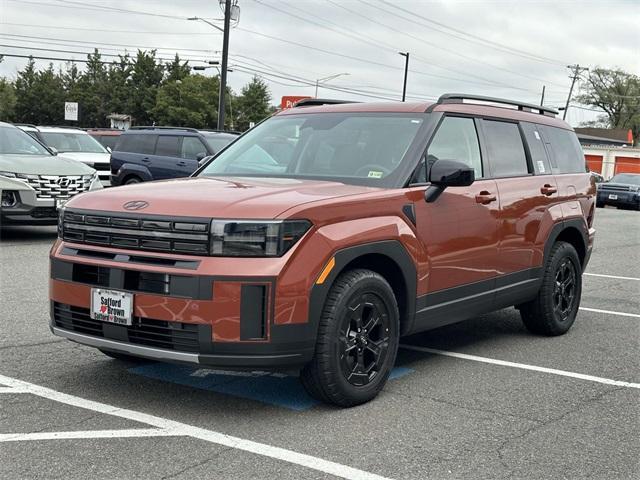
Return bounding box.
[483,120,529,177]
[39,132,108,153]
[425,116,483,179]
[0,126,51,156]
[181,137,207,160]
[199,113,424,186]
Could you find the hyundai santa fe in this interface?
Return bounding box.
[50,94,595,406]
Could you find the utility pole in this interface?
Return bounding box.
[399,52,409,102]
[218,0,232,130]
[540,85,545,106]
[563,64,589,120]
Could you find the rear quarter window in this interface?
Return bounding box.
[115,134,157,155]
[538,125,586,174]
[521,122,552,175]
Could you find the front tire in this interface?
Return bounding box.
[519,241,582,336]
[301,269,400,407]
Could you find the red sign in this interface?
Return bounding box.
[281,96,311,110]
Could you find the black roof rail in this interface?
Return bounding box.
[293,98,359,108]
[432,93,558,117]
[129,126,200,133]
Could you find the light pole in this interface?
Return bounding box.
[189,1,236,130]
[399,52,409,102]
[315,72,349,97]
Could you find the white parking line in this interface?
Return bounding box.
[0,429,177,443]
[399,345,640,389]
[579,307,640,318]
[0,386,29,393]
[585,273,640,281]
[0,373,392,480]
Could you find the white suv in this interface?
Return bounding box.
[19,126,111,186]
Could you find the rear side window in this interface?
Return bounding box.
[426,116,483,178]
[115,134,157,155]
[155,136,181,157]
[520,122,551,175]
[538,126,586,174]
[482,120,529,177]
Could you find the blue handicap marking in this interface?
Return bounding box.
[128,363,414,411]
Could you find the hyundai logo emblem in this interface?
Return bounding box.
[57,177,70,187]
[123,200,149,210]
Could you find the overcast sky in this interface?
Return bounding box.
[1,0,638,126]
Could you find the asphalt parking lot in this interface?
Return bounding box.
[0,207,638,480]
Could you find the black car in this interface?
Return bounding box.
[596,173,640,210]
[110,127,239,185]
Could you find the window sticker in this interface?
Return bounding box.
[534,130,541,140]
[537,160,546,173]
[367,171,384,179]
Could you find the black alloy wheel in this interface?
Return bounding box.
[553,258,577,323]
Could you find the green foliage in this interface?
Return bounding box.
[4,51,274,131]
[153,75,219,128]
[576,68,640,141]
[0,78,16,122]
[233,76,272,131]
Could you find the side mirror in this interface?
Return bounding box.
[196,152,207,161]
[106,146,112,153]
[425,159,475,203]
[198,155,213,167]
[49,146,58,156]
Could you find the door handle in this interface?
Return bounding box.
[475,191,497,204]
[177,161,187,167]
[141,157,150,163]
[540,184,557,196]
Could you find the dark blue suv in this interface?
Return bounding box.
[110,127,238,185]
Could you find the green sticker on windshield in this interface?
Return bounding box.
[367,171,383,179]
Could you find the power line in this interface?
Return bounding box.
[378,0,567,66]
[0,22,220,36]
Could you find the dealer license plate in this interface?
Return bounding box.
[90,288,133,326]
[608,194,618,200]
[56,199,67,210]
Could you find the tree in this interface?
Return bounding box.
[0,78,16,122]
[576,68,640,141]
[14,59,65,124]
[165,54,191,83]
[233,76,272,131]
[128,50,165,125]
[152,75,218,128]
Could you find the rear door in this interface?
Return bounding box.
[480,119,558,286]
[112,133,157,178]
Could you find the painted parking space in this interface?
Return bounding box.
[127,363,414,411]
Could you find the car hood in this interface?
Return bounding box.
[0,154,95,175]
[66,176,381,218]
[57,151,110,164]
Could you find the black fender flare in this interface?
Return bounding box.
[308,240,417,338]
[543,218,589,269]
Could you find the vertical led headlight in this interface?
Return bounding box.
[210,220,311,257]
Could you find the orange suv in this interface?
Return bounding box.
[50,94,596,406]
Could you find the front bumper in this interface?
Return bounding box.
[597,191,640,208]
[1,190,60,224]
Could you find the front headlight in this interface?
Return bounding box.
[630,185,640,192]
[210,220,311,257]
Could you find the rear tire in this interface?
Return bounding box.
[596,201,604,208]
[300,269,400,407]
[519,241,582,336]
[123,176,142,185]
[99,349,144,363]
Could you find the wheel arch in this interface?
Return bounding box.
[544,220,588,270]
[309,240,417,337]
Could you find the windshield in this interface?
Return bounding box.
[610,174,640,185]
[203,133,237,154]
[40,131,107,153]
[198,113,424,186]
[0,126,51,155]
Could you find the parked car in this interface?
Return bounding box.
[50,94,595,406]
[0,122,101,225]
[86,128,123,151]
[596,173,640,209]
[109,127,239,185]
[16,125,112,186]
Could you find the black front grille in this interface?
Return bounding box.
[53,303,205,353]
[599,184,630,192]
[61,210,210,256]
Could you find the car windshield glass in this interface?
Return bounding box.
[198,113,424,186]
[40,132,107,153]
[203,134,236,154]
[0,126,51,155]
[610,174,640,185]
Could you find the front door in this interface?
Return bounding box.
[412,116,500,328]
